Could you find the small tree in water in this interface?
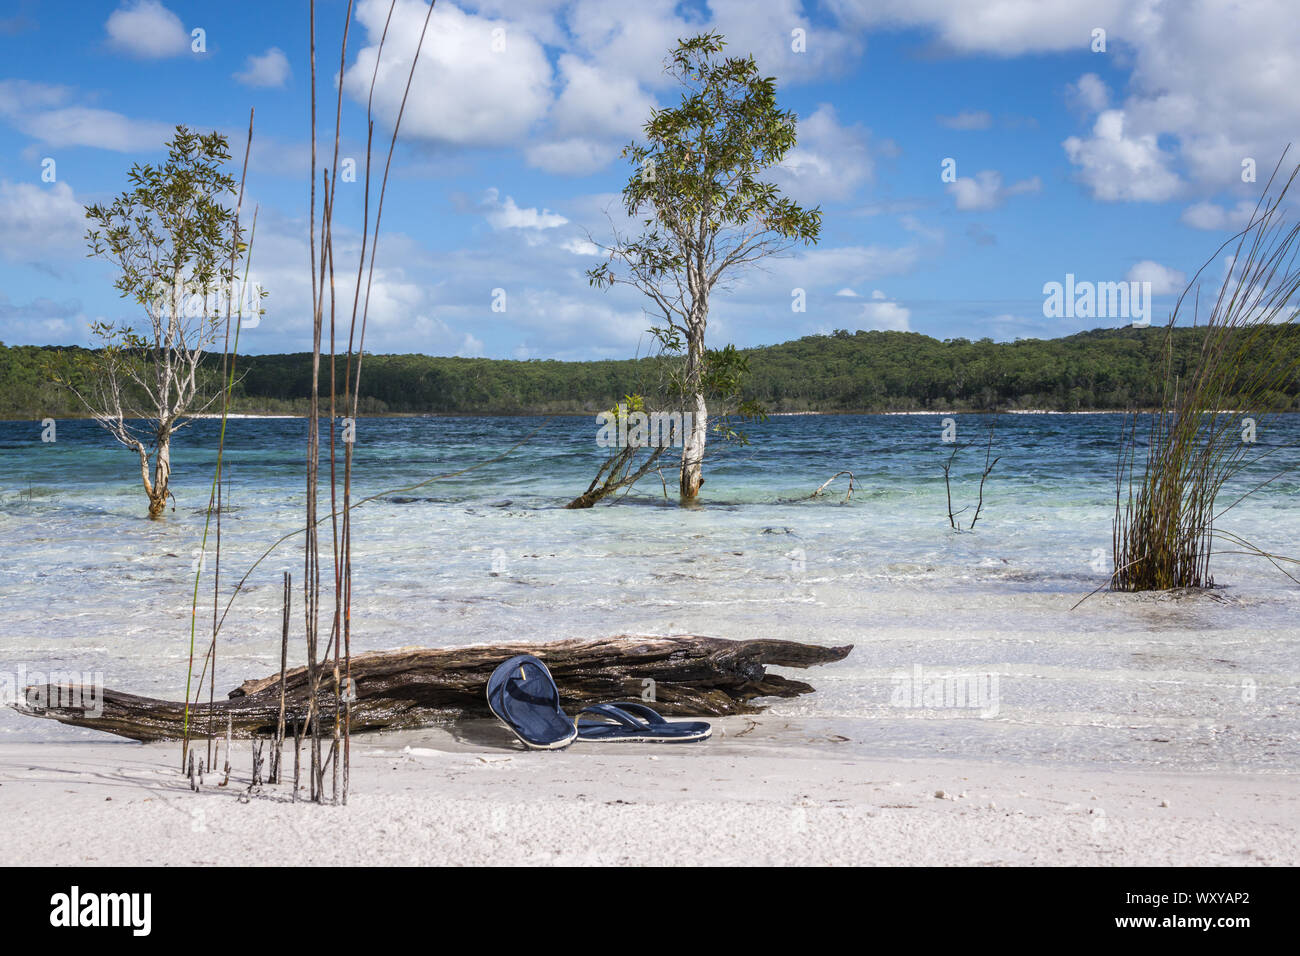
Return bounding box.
[60,126,250,518]
[588,33,821,500]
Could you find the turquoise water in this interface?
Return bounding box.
[1,413,1297,771]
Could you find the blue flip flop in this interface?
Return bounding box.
[576,701,712,743]
[486,654,577,750]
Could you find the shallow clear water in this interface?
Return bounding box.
[1,413,1297,772]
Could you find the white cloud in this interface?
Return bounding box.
[0,180,84,261]
[105,0,189,59]
[705,0,864,84]
[776,104,874,203]
[835,288,859,297]
[17,107,171,151]
[857,299,911,332]
[948,169,1041,211]
[937,110,992,130]
[1126,260,1186,295]
[899,214,946,244]
[343,0,552,148]
[234,47,290,88]
[0,295,87,344]
[0,80,71,116]
[481,188,567,231]
[721,243,927,307]
[0,79,169,152]
[524,138,619,176]
[1067,73,1109,113]
[547,54,654,141]
[561,237,599,256]
[828,0,1135,57]
[1062,110,1181,202]
[829,1,1300,198]
[565,0,702,89]
[523,54,656,175]
[1181,199,1257,231]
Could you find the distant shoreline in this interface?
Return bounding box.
[7,407,1285,423]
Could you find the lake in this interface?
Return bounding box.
[1,412,1297,771]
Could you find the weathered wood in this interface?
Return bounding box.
[12,635,852,742]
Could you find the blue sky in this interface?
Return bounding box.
[0,0,1290,359]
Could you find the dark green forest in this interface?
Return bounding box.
[4,324,1300,419]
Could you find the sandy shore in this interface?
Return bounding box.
[1,717,1295,866]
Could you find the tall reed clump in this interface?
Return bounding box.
[182,0,433,803]
[300,0,434,803]
[1112,160,1300,592]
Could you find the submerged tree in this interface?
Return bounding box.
[58,126,251,518]
[588,33,821,500]
[567,394,674,509]
[567,342,766,508]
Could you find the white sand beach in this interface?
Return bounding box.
[2,717,1295,867]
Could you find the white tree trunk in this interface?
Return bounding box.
[679,331,708,499]
[146,430,172,518]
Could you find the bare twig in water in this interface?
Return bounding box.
[941,420,1000,532]
[969,425,1001,530]
[808,470,856,502]
[271,571,290,785]
[220,714,231,787]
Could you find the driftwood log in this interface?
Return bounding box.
[13,635,852,742]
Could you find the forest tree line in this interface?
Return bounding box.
[3,324,1299,419]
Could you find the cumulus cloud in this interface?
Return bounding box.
[857,297,911,332]
[937,110,992,130]
[0,180,84,260]
[343,0,552,148]
[705,0,864,84]
[775,104,875,203]
[947,169,1041,211]
[561,237,599,256]
[1062,110,1181,202]
[481,188,567,231]
[105,1,189,58]
[523,53,655,175]
[547,54,654,141]
[1067,73,1109,113]
[234,47,290,88]
[829,0,1134,56]
[828,1,1300,198]
[1126,260,1186,295]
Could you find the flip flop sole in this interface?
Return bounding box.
[576,726,712,743]
[485,661,577,751]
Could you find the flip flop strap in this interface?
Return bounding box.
[499,662,557,727]
[577,702,650,729]
[603,701,667,725]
